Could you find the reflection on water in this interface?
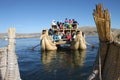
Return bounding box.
[41,50,57,65]
[72,50,86,67]
[40,50,87,80]
[41,50,86,68]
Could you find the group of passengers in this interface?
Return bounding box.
[48,29,81,42]
[51,18,79,29]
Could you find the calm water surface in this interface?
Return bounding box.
[0,36,99,80]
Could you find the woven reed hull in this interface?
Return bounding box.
[70,40,80,50]
[41,36,87,51]
[70,33,87,50]
[40,29,87,51]
[102,43,120,80]
[70,39,87,50]
[41,36,57,51]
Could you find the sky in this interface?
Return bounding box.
[0,0,120,33]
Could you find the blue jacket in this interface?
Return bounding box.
[53,35,59,41]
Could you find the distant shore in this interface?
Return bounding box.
[0,33,40,39]
[0,27,120,39]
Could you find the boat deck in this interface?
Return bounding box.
[55,40,69,45]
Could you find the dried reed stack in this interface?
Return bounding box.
[92,4,120,80]
[0,28,21,80]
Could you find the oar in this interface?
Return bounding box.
[86,42,96,49]
[86,42,92,46]
[31,44,40,50]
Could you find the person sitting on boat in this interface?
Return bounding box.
[68,19,73,24]
[61,32,66,40]
[64,18,69,28]
[48,28,53,36]
[51,20,58,29]
[59,23,64,29]
[66,32,72,41]
[58,32,62,40]
[64,18,68,23]
[72,31,76,40]
[52,31,59,42]
[68,24,73,29]
[57,21,60,28]
[72,19,79,29]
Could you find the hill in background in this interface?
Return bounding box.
[79,26,120,36]
[0,26,120,39]
[0,33,40,39]
[79,26,97,35]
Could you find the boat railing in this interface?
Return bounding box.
[51,28,78,31]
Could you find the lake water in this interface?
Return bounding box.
[0,36,99,80]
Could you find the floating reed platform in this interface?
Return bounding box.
[0,28,21,80]
[88,4,120,80]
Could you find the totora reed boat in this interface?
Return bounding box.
[40,22,87,51]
